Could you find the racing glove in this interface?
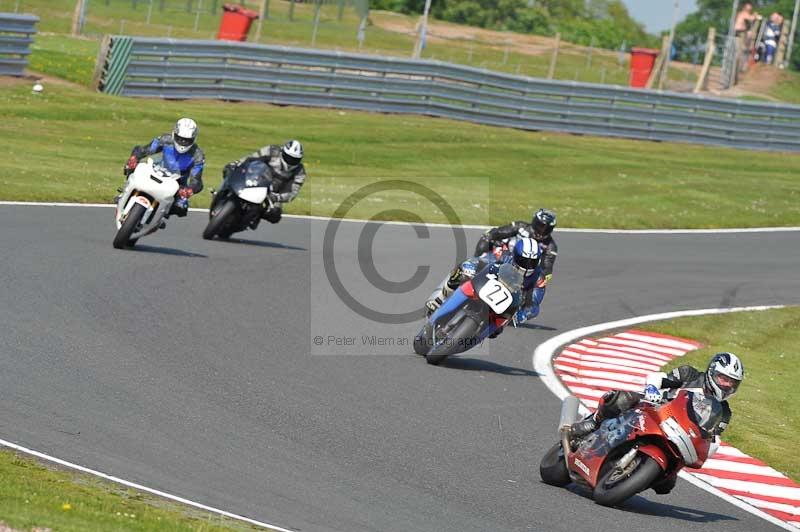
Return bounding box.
[178,187,194,199]
[123,155,138,176]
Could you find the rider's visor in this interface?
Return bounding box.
[282,152,302,167]
[533,219,553,239]
[174,134,194,148]
[713,373,740,392]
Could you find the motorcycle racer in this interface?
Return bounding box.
[426,237,546,329]
[223,140,306,224]
[566,352,744,494]
[123,118,205,217]
[474,208,558,292]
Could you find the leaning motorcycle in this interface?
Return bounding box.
[113,157,181,249]
[203,159,274,240]
[413,262,523,365]
[539,390,722,507]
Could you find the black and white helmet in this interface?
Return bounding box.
[532,208,557,240]
[705,352,744,401]
[281,139,303,170]
[172,118,198,154]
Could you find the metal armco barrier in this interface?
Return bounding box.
[0,13,38,76]
[96,36,800,152]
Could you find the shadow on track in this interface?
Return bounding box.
[133,245,207,258]
[561,485,737,524]
[441,357,540,377]
[517,322,557,331]
[621,495,738,524]
[216,237,306,251]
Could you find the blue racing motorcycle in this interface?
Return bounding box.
[413,262,524,365]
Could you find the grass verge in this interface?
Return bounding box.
[1,79,800,228]
[0,448,258,531]
[640,307,800,482]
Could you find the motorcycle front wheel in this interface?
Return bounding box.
[593,453,661,507]
[113,203,145,249]
[203,199,236,240]
[539,442,571,487]
[425,315,479,365]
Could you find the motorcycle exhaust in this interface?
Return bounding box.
[558,395,580,434]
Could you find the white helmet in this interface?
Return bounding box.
[281,139,303,169]
[173,118,198,154]
[705,352,744,401]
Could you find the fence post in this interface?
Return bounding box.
[194,0,203,32]
[776,20,790,65]
[547,32,560,79]
[357,15,366,50]
[288,0,295,21]
[646,34,669,89]
[71,0,87,36]
[337,0,345,21]
[586,36,594,69]
[694,27,716,93]
[310,0,322,47]
[254,0,267,41]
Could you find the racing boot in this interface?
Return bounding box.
[169,197,189,218]
[567,416,599,442]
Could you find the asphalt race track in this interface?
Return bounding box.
[1,204,799,532]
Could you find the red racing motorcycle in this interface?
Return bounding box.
[539,389,722,506]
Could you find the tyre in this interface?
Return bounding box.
[539,442,571,487]
[425,316,479,365]
[203,199,236,240]
[113,203,145,249]
[413,324,431,356]
[593,453,662,507]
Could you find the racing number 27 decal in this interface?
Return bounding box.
[478,277,513,314]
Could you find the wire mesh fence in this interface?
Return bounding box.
[2,0,700,89]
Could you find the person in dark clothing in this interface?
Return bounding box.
[474,208,558,291]
[223,140,306,224]
[123,118,205,217]
[567,352,744,494]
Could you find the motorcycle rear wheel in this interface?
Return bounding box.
[593,453,661,507]
[113,203,145,249]
[539,442,571,487]
[425,316,479,365]
[203,199,236,240]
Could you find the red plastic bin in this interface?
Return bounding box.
[217,3,259,42]
[629,48,659,88]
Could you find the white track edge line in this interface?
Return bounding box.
[2,201,800,234]
[0,437,295,532]
[531,305,795,532]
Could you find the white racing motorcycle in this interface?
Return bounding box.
[113,158,181,249]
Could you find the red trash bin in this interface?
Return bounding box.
[629,48,659,88]
[217,4,260,42]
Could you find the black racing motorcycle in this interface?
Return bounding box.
[203,159,274,240]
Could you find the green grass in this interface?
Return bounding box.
[6,0,693,86]
[640,307,800,482]
[1,79,800,228]
[769,69,800,105]
[29,34,100,87]
[0,448,259,531]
